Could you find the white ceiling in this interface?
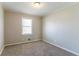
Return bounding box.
[2,2,78,16]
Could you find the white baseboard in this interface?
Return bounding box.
[43,39,79,56]
[5,39,41,47]
[0,46,4,55]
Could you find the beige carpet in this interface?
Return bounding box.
[1,41,76,56]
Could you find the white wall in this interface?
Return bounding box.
[0,4,4,54]
[5,11,42,45]
[43,4,79,54]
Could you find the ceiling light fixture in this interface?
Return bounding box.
[32,2,42,8]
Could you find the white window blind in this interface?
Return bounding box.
[22,18,32,35]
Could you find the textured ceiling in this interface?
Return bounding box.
[2,2,78,16]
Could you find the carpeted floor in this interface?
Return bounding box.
[1,41,76,56]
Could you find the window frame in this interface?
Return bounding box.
[22,17,32,35]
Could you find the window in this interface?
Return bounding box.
[22,18,32,35]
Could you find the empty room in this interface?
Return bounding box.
[0,2,79,56]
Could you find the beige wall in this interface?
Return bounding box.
[43,4,79,54]
[5,11,42,45]
[0,4,4,54]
